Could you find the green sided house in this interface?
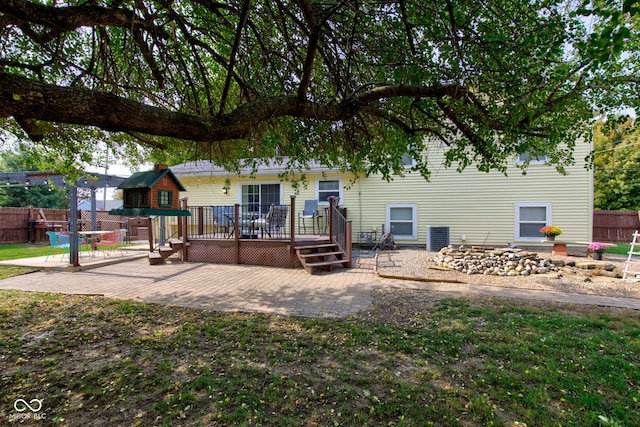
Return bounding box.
[169,139,593,254]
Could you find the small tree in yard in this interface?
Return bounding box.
[593,120,640,211]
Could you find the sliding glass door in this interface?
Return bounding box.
[241,183,281,216]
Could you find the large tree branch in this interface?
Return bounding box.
[297,0,321,102]
[0,0,169,38]
[0,72,563,145]
[437,99,493,160]
[347,83,471,107]
[0,72,349,141]
[219,0,251,116]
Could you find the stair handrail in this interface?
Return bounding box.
[149,216,181,252]
[328,199,352,267]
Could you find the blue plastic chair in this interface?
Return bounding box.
[45,231,71,261]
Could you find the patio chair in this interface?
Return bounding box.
[95,229,126,256]
[251,204,288,238]
[298,199,319,234]
[221,207,255,239]
[211,205,235,237]
[45,231,71,261]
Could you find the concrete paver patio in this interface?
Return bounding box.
[1,253,640,317]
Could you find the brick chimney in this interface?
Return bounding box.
[154,164,168,173]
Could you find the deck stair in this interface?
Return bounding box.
[148,239,189,264]
[295,242,348,274]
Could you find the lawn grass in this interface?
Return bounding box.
[606,243,632,256]
[0,242,130,262]
[0,243,53,278]
[1,289,639,426]
[0,242,132,279]
[0,243,59,260]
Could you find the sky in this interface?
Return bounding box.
[85,163,140,201]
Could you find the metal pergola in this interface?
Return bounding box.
[0,171,128,266]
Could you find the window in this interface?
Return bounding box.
[125,189,150,208]
[515,202,551,240]
[386,204,417,239]
[158,190,173,207]
[401,152,416,168]
[317,179,341,204]
[241,183,281,215]
[515,152,549,165]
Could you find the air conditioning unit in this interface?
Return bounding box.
[427,226,450,252]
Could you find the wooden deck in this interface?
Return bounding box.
[186,235,330,268]
[150,198,352,272]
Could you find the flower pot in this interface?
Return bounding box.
[546,235,555,241]
[593,252,603,261]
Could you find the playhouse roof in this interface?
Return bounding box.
[117,167,186,191]
[110,165,190,217]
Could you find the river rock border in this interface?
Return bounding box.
[432,246,623,278]
[432,246,563,276]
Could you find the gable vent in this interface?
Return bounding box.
[426,226,450,252]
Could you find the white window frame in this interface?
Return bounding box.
[386,203,417,240]
[239,181,282,216]
[515,202,552,241]
[515,153,550,166]
[401,152,416,168]
[316,178,342,206]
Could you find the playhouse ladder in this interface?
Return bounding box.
[623,230,640,280]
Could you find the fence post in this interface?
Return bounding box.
[329,198,334,240]
[345,221,352,268]
[148,218,154,252]
[290,196,296,264]
[234,204,240,263]
[197,206,204,235]
[181,197,189,261]
[69,185,80,267]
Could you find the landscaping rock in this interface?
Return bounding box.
[597,270,620,278]
[431,246,560,277]
[575,261,613,270]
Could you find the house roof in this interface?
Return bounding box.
[109,208,191,217]
[78,200,123,211]
[117,168,186,191]
[169,158,339,177]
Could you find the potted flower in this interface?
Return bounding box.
[539,225,562,241]
[588,242,609,260]
[327,195,340,206]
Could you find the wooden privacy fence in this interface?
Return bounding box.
[0,207,638,245]
[0,207,147,244]
[593,210,640,243]
[0,207,69,243]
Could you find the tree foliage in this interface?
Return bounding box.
[0,150,69,208]
[593,120,640,210]
[0,0,638,179]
